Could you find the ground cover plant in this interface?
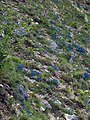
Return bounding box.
[0,0,90,119]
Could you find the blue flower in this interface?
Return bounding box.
[52,65,57,70]
[68,45,73,51]
[20,103,26,110]
[53,51,56,55]
[67,44,73,51]
[69,47,73,51]
[77,47,86,53]
[51,34,58,39]
[27,110,33,116]
[67,32,71,38]
[18,64,24,70]
[20,103,33,116]
[52,78,58,85]
[83,60,87,62]
[23,69,28,73]
[25,95,28,101]
[84,72,90,78]
[30,69,41,77]
[46,86,53,89]
[50,20,54,24]
[37,77,41,82]
[38,30,43,35]
[88,101,90,105]
[46,48,50,53]
[16,21,19,24]
[74,43,86,53]
[74,43,79,49]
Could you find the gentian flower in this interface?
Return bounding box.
[88,101,90,105]
[51,34,58,39]
[52,65,57,70]
[30,69,41,77]
[77,47,86,53]
[37,77,41,82]
[67,32,71,38]
[27,110,32,116]
[67,44,73,51]
[52,78,58,85]
[18,64,24,70]
[50,20,54,24]
[20,103,26,110]
[84,72,90,78]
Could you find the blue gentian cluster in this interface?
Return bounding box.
[30,69,41,81]
[84,72,90,78]
[18,64,24,70]
[51,34,59,39]
[37,77,42,82]
[52,78,59,85]
[48,78,58,86]
[75,44,86,53]
[77,47,86,53]
[88,101,90,105]
[30,69,41,77]
[68,44,73,51]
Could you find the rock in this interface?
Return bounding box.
[69,52,75,63]
[40,106,45,112]
[14,28,28,36]
[48,113,56,120]
[16,82,28,101]
[49,40,58,50]
[69,91,75,100]
[64,114,78,120]
[44,100,52,109]
[54,100,62,106]
[87,46,90,54]
[0,84,3,88]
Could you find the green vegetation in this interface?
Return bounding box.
[0,0,90,119]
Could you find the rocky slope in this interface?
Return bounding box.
[0,0,90,120]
